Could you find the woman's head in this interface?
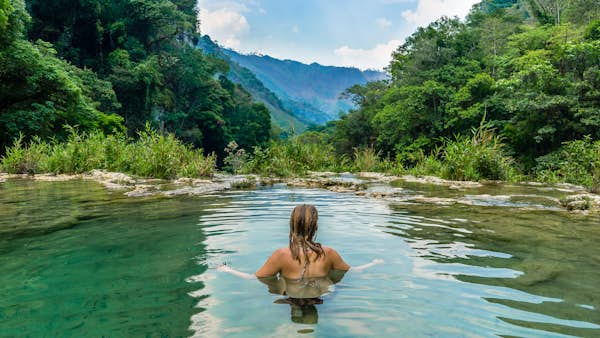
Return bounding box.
[289,204,323,263]
[290,204,318,239]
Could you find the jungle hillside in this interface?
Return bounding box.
[1,0,600,193]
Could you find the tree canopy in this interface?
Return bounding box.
[1,0,271,158]
[329,0,600,171]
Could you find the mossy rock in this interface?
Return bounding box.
[560,194,598,211]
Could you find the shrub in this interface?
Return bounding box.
[243,137,344,176]
[178,151,216,178]
[352,147,381,172]
[223,141,247,174]
[410,153,444,177]
[1,135,49,174]
[535,136,600,192]
[128,126,215,179]
[1,126,216,179]
[409,124,515,181]
[44,127,108,174]
[439,124,514,181]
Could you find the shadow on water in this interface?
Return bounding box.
[275,298,321,325]
[258,269,347,328]
[385,203,600,336]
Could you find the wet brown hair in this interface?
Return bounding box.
[289,204,324,265]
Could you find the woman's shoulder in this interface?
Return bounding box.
[273,247,291,256]
[322,246,339,254]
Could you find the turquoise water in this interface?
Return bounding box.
[1,179,599,337]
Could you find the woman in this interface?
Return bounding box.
[256,204,350,280]
[218,204,382,322]
[218,204,383,283]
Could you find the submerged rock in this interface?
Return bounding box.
[33,174,81,182]
[399,175,483,189]
[560,194,600,212]
[162,183,227,197]
[357,172,401,182]
[515,260,562,286]
[2,170,598,213]
[213,174,258,189]
[124,184,161,197]
[0,172,81,181]
[407,196,458,206]
[287,176,367,192]
[85,170,136,187]
[366,191,397,198]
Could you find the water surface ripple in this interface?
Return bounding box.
[1,180,599,337]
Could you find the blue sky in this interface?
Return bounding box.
[198,0,480,70]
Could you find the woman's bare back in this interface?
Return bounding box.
[256,246,350,279]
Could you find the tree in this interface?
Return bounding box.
[1,0,124,151]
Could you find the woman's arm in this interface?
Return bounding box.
[329,248,351,271]
[350,259,384,272]
[217,265,256,279]
[217,249,284,280]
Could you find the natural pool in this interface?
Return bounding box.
[1,179,599,337]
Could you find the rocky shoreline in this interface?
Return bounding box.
[1,170,598,214]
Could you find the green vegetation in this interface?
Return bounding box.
[535,136,600,192]
[1,127,215,179]
[2,0,600,192]
[1,0,271,160]
[242,136,344,177]
[315,0,600,191]
[407,123,516,181]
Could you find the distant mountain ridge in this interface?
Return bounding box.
[198,36,387,129]
[197,36,307,132]
[222,50,387,124]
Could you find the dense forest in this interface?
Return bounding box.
[303,0,600,189]
[1,0,599,191]
[0,0,271,158]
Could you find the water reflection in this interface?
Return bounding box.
[259,270,347,325]
[385,203,600,336]
[275,298,321,325]
[197,186,600,337]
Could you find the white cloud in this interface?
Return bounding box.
[197,0,250,13]
[292,25,300,33]
[401,0,479,28]
[375,17,392,29]
[199,7,250,49]
[334,39,402,70]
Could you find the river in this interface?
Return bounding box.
[1,178,599,337]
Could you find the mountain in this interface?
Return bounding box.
[198,36,307,132]
[222,50,387,124]
[198,36,387,129]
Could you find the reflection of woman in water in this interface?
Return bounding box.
[218,204,383,323]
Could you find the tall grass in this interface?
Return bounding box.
[411,124,515,181]
[352,147,380,172]
[0,135,49,175]
[43,127,111,174]
[1,127,215,179]
[242,137,347,176]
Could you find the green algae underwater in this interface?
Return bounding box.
[1,178,599,337]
